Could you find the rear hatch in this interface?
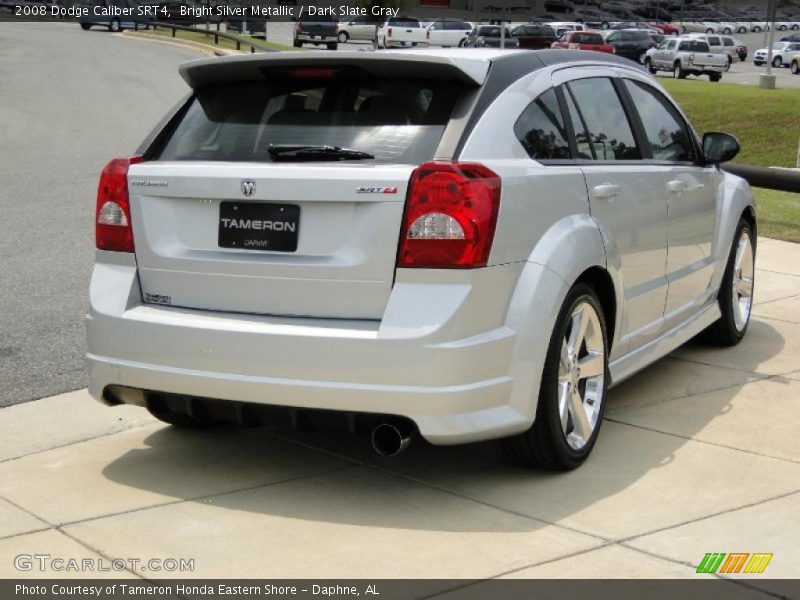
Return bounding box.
[130,57,482,319]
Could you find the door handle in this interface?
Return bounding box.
[592,183,621,200]
[666,179,687,193]
[667,180,704,193]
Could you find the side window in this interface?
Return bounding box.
[667,40,676,50]
[513,88,571,160]
[566,78,640,161]
[679,41,690,51]
[707,36,720,45]
[723,38,734,47]
[623,80,696,162]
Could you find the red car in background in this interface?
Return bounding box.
[551,30,614,53]
[647,21,680,36]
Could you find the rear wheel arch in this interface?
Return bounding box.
[575,266,616,352]
[741,205,757,239]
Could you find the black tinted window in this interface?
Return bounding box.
[158,71,462,164]
[623,80,696,162]
[567,78,640,160]
[514,89,571,160]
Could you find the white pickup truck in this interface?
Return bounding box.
[377,17,429,48]
[644,37,728,81]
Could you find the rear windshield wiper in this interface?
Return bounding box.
[267,144,375,161]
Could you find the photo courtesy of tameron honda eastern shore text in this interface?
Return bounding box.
[86,49,756,470]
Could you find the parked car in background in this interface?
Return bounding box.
[336,15,377,44]
[753,41,800,67]
[734,39,748,61]
[464,25,519,48]
[551,29,614,52]
[791,51,800,73]
[293,15,338,50]
[647,20,680,36]
[780,32,800,42]
[544,0,575,13]
[644,37,728,81]
[377,16,429,48]
[684,33,741,69]
[511,23,557,49]
[602,28,656,62]
[426,19,474,47]
[87,49,756,470]
[574,8,613,29]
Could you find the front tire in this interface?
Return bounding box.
[709,72,722,82]
[501,284,608,470]
[108,18,121,32]
[791,60,800,75]
[674,62,687,78]
[645,57,656,74]
[80,23,91,30]
[327,42,338,50]
[704,219,755,346]
[772,55,783,68]
[337,31,348,43]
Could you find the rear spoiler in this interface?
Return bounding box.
[179,51,492,88]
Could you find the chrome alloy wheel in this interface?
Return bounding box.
[732,231,755,332]
[558,301,606,451]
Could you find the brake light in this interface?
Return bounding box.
[95,156,142,253]
[397,162,501,268]
[296,21,302,32]
[387,27,392,37]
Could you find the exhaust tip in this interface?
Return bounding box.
[371,422,412,457]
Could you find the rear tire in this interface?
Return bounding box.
[501,284,608,471]
[709,72,722,82]
[703,219,755,346]
[293,38,302,48]
[673,62,686,78]
[644,57,656,74]
[327,42,338,50]
[724,55,732,71]
[337,31,348,43]
[80,23,91,30]
[108,18,121,32]
[772,55,783,68]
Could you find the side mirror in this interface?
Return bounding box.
[702,132,740,164]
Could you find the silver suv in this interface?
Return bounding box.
[87,50,756,470]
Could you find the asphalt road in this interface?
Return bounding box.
[0,22,201,407]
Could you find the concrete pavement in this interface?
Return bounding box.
[1,237,799,587]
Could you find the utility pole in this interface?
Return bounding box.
[760,0,777,88]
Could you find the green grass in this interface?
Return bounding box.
[131,27,297,52]
[660,79,800,168]
[660,79,800,242]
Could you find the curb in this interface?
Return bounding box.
[119,30,245,57]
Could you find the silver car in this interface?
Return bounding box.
[87,49,756,470]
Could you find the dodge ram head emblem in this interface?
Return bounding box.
[241,180,256,197]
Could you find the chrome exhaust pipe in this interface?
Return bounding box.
[371,422,413,457]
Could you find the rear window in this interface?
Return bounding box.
[574,33,603,44]
[157,70,463,164]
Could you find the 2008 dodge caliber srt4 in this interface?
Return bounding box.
[87,49,756,470]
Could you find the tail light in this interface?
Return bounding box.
[397,162,501,269]
[426,30,430,39]
[387,27,392,37]
[296,21,302,32]
[95,156,142,253]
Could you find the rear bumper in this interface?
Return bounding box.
[296,33,337,43]
[86,252,548,445]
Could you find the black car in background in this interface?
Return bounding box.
[511,23,557,49]
[79,0,153,30]
[464,25,519,48]
[293,14,338,50]
[604,29,656,62]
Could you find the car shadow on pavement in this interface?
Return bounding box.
[100,318,788,533]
